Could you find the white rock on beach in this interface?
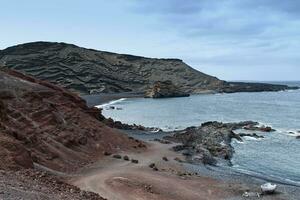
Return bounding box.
[261,182,277,194]
[242,191,260,198]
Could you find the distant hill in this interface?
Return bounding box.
[0,42,296,94]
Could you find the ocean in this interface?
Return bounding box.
[99,81,300,186]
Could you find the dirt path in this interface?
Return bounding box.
[70,142,246,200]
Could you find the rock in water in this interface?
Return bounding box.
[145,80,190,98]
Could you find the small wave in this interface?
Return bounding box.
[95,98,127,108]
[243,136,263,141]
[275,128,300,137]
[231,166,300,187]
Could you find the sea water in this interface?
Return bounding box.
[99,82,300,185]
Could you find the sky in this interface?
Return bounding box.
[1,0,299,81]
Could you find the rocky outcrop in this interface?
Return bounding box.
[243,124,275,132]
[238,133,264,139]
[145,80,190,98]
[0,68,142,172]
[103,117,161,132]
[164,121,258,165]
[0,42,297,95]
[221,82,298,93]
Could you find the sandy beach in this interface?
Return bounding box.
[69,135,299,200]
[81,93,144,107]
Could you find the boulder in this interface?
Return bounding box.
[112,154,122,159]
[261,183,277,194]
[145,80,190,98]
[149,163,155,168]
[103,151,112,156]
[123,155,130,161]
[131,159,139,164]
[174,157,183,163]
[162,157,168,161]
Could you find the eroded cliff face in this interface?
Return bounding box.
[0,69,142,172]
[0,42,224,95]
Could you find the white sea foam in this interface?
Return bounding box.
[231,165,300,186]
[243,136,263,141]
[232,139,244,144]
[95,98,127,108]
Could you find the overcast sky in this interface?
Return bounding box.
[1,0,299,81]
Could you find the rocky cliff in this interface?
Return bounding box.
[0,42,296,95]
[0,68,142,172]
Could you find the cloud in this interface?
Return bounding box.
[132,0,300,39]
[128,0,300,80]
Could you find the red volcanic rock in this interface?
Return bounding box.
[0,68,140,172]
[0,134,33,170]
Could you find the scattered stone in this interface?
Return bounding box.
[131,159,139,164]
[172,145,186,152]
[153,167,159,171]
[103,151,111,156]
[144,184,154,193]
[153,138,171,144]
[138,143,146,148]
[112,154,122,159]
[182,150,192,157]
[123,155,130,161]
[162,157,168,161]
[178,172,187,176]
[149,163,156,168]
[174,157,183,162]
[242,191,260,198]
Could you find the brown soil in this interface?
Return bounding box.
[0,68,144,172]
[0,169,105,200]
[71,142,244,200]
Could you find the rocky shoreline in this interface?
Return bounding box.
[163,121,267,166]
